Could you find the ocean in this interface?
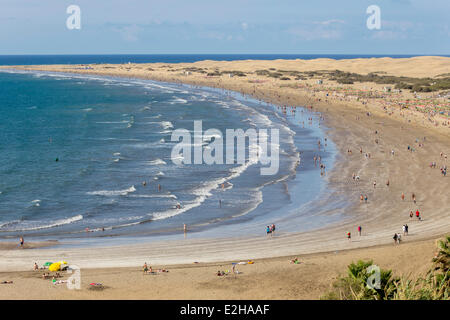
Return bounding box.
[0,65,344,245]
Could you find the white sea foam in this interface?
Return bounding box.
[169,97,188,104]
[148,159,167,166]
[1,214,83,232]
[87,186,136,197]
[31,199,41,207]
[96,120,129,124]
[131,194,177,199]
[146,114,162,119]
[160,121,174,129]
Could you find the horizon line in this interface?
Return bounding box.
[1,53,449,56]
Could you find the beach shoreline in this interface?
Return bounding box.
[0,57,449,299]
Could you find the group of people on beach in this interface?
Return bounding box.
[266,224,276,237]
[409,209,422,221]
[345,124,443,246]
[143,262,169,274]
[393,233,402,244]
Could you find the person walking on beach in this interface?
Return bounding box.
[393,233,398,245]
[271,224,276,237]
[404,224,409,236]
[143,262,149,274]
[347,232,351,241]
[19,237,24,248]
[358,226,362,236]
[401,193,405,201]
[266,226,271,237]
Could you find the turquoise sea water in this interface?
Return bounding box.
[0,69,343,243]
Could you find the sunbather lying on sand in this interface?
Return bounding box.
[157,269,169,273]
[1,281,13,284]
[290,258,301,264]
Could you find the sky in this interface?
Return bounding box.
[0,0,449,55]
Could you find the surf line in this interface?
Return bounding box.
[170,120,279,175]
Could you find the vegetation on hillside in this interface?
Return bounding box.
[321,236,450,300]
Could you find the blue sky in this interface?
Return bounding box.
[0,0,449,54]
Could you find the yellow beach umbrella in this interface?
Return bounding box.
[48,262,61,272]
[48,261,68,272]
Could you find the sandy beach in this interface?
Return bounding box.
[0,237,441,299]
[0,57,449,299]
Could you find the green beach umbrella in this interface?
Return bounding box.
[44,262,53,267]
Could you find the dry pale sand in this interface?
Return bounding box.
[0,57,449,299]
[0,237,442,299]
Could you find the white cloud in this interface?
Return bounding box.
[111,24,142,42]
[314,19,345,25]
